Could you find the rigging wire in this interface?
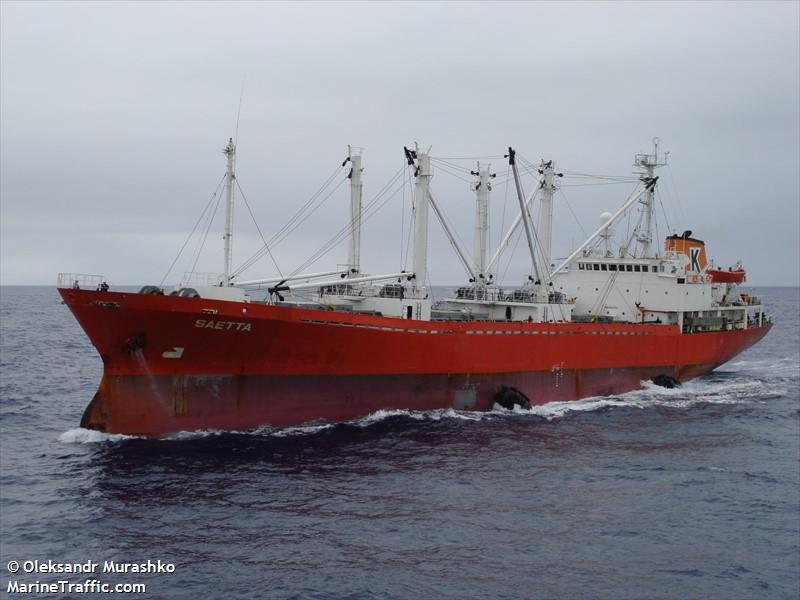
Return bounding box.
[490,168,544,280]
[288,166,406,278]
[556,189,588,239]
[624,202,634,257]
[290,172,405,279]
[560,171,640,182]
[430,188,474,278]
[268,177,348,249]
[498,226,524,287]
[429,160,473,183]
[402,172,414,271]
[430,157,473,173]
[235,178,283,277]
[491,163,539,187]
[431,155,505,160]
[498,164,510,257]
[159,173,227,287]
[231,161,346,277]
[187,191,217,273]
[656,187,673,235]
[426,270,437,303]
[516,152,537,171]
[190,182,225,275]
[665,164,688,225]
[559,181,640,188]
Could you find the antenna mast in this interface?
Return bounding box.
[223,138,236,284]
[633,137,667,258]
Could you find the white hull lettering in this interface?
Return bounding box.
[162,347,184,359]
[195,319,251,332]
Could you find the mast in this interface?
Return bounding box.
[412,145,432,297]
[346,146,364,276]
[633,137,667,258]
[508,147,541,283]
[538,160,557,280]
[473,163,491,286]
[223,137,236,285]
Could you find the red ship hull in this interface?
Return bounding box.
[60,288,771,436]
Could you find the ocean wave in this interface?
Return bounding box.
[717,357,799,377]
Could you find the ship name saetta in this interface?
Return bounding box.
[195,319,251,332]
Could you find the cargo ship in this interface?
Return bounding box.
[59,139,771,435]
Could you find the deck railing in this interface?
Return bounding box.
[181,272,226,287]
[451,287,572,305]
[57,273,105,289]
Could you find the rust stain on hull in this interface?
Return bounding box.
[80,374,109,432]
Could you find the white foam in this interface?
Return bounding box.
[160,429,233,441]
[354,408,422,426]
[269,423,335,437]
[486,375,784,421]
[58,427,139,444]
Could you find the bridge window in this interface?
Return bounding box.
[634,265,641,272]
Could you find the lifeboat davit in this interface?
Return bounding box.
[707,268,746,283]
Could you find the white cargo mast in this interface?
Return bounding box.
[473,162,491,287]
[411,144,432,297]
[223,138,236,285]
[633,137,667,258]
[346,146,364,277]
[538,160,559,280]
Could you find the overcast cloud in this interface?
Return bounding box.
[1,1,798,287]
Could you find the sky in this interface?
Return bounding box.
[1,1,798,287]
